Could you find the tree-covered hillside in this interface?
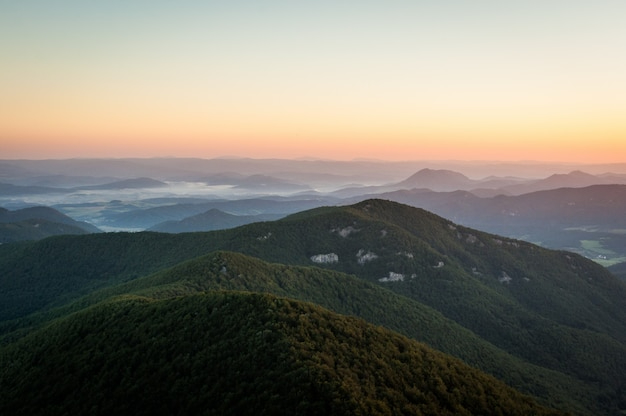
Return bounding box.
[0,206,100,242]
[608,261,626,280]
[0,291,565,416]
[0,218,92,243]
[2,199,625,414]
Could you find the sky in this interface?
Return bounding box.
[1,1,625,162]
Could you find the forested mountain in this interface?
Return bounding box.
[20,250,600,413]
[148,208,284,233]
[1,199,625,414]
[372,184,626,231]
[0,206,100,242]
[362,184,626,266]
[0,219,93,243]
[0,291,564,416]
[103,197,332,229]
[608,262,626,280]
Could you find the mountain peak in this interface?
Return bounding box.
[397,168,473,191]
[549,170,596,179]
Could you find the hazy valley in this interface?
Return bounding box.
[2,158,626,270]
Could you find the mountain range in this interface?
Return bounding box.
[363,184,626,266]
[1,199,625,414]
[2,159,626,273]
[0,177,168,195]
[330,168,626,198]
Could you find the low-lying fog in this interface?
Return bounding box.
[0,182,315,209]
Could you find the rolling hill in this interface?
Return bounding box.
[0,182,64,195]
[200,173,312,192]
[0,177,167,195]
[103,197,332,229]
[148,208,284,233]
[0,291,564,416]
[501,170,624,195]
[0,206,101,242]
[77,177,168,190]
[395,168,476,191]
[26,250,598,413]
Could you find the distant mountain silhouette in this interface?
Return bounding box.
[333,168,624,197]
[0,182,64,195]
[396,168,475,191]
[0,206,100,242]
[105,198,332,229]
[0,177,167,195]
[501,170,622,195]
[199,173,311,192]
[149,208,284,232]
[372,184,626,228]
[16,174,119,188]
[330,169,479,197]
[78,177,168,190]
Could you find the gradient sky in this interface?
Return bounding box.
[1,1,625,162]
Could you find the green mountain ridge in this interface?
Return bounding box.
[0,218,92,243]
[0,291,565,416]
[148,208,284,233]
[109,251,613,411]
[0,206,101,242]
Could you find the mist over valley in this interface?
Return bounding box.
[2,158,626,268]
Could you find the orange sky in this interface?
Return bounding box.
[1,1,625,163]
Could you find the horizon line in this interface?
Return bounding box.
[2,156,626,165]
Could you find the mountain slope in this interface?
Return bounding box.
[0,206,100,242]
[377,184,626,229]
[0,182,63,195]
[503,170,616,195]
[148,208,283,233]
[359,184,626,265]
[272,200,626,339]
[212,173,311,192]
[83,251,605,412]
[608,261,626,280]
[3,199,625,346]
[104,197,331,229]
[0,291,564,416]
[77,177,167,190]
[0,219,93,243]
[215,200,626,413]
[396,168,475,191]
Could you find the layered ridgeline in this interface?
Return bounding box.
[1,199,625,413]
[2,251,589,412]
[0,206,100,242]
[0,291,563,416]
[148,208,284,233]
